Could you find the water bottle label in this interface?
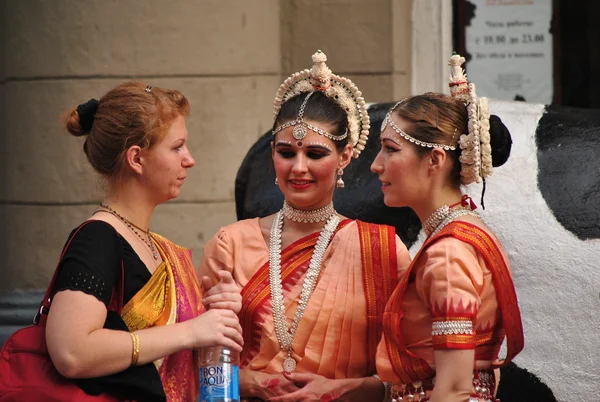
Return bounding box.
[199,364,240,402]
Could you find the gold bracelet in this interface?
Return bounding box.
[129,332,140,366]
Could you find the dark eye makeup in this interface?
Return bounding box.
[276,149,330,159]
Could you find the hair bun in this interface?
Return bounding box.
[76,98,99,133]
[489,114,512,167]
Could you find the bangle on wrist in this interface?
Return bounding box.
[129,331,140,366]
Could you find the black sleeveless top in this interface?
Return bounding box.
[53,221,166,402]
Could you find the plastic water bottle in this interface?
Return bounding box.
[199,347,240,402]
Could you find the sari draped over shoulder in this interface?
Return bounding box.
[376,221,524,389]
[121,233,203,402]
[199,218,410,380]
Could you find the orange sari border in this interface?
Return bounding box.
[239,219,353,367]
[450,222,524,366]
[383,221,524,384]
[431,315,475,322]
[357,221,398,374]
[432,334,476,349]
[383,310,434,384]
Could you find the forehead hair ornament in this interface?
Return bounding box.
[273,92,344,142]
[145,85,153,93]
[272,50,371,159]
[381,53,493,187]
[381,99,457,151]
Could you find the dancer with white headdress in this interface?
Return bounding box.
[372,54,524,402]
[198,51,411,402]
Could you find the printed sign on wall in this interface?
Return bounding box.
[465,0,553,103]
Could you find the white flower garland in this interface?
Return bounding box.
[448,54,493,185]
[272,51,370,159]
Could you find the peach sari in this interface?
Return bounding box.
[199,218,410,379]
[376,221,524,401]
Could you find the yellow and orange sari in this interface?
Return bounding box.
[122,233,204,402]
[376,221,524,400]
[199,218,410,379]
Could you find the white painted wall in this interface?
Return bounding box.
[411,100,600,401]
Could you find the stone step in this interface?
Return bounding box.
[0,290,45,346]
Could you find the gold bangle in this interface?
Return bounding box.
[129,332,140,366]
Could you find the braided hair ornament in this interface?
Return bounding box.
[448,53,493,185]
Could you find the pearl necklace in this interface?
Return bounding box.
[429,208,480,237]
[422,205,452,235]
[269,210,341,373]
[423,204,480,238]
[282,201,335,223]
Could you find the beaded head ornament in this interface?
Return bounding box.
[448,53,492,185]
[272,50,370,159]
[381,53,492,185]
[381,99,457,152]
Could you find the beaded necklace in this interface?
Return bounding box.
[282,200,335,223]
[98,203,160,261]
[269,209,341,372]
[422,195,480,237]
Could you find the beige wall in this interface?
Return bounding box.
[281,0,412,102]
[1,0,417,291]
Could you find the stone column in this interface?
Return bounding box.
[411,0,453,94]
[281,0,412,103]
[0,0,281,343]
[392,0,413,100]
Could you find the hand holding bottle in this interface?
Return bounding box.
[202,270,242,313]
[185,308,243,352]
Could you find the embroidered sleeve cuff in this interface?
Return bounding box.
[432,319,476,349]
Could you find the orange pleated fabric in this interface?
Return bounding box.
[199,218,410,379]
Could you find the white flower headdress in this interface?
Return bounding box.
[272,50,370,159]
[448,53,493,185]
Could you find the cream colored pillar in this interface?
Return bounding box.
[2,0,281,292]
[392,0,413,100]
[410,0,453,94]
[281,0,412,103]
